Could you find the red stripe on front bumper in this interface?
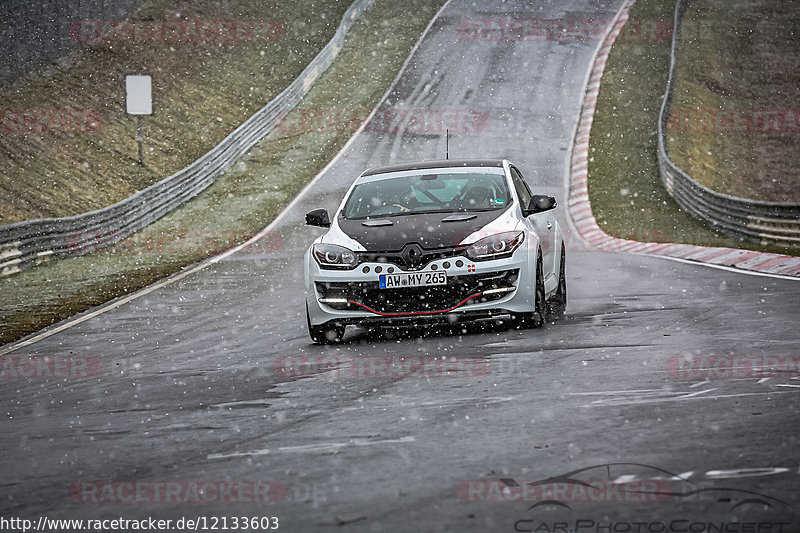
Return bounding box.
[348,293,483,316]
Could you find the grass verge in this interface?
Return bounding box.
[668,0,800,202]
[0,0,352,224]
[0,0,447,345]
[587,0,798,256]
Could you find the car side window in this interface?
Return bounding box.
[510,167,532,210]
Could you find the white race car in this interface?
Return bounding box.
[303,159,567,343]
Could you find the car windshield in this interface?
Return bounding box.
[342,172,511,219]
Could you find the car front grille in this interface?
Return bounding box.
[315,269,519,314]
[357,246,467,270]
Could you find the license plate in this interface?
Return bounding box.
[379,271,447,289]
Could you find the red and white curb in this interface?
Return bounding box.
[567,0,800,279]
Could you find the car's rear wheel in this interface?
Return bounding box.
[512,253,546,329]
[547,243,567,320]
[306,304,345,344]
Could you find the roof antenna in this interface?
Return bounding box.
[446,128,449,160]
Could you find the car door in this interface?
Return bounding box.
[510,166,557,283]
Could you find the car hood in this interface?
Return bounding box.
[334,208,510,251]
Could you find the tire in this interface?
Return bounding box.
[512,253,546,329]
[547,244,567,320]
[306,304,345,344]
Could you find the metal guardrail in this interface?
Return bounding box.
[0,0,374,276]
[657,0,800,248]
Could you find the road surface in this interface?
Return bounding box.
[2,0,798,530]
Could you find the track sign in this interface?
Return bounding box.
[125,75,152,115]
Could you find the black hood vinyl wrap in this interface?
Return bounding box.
[337,208,509,251]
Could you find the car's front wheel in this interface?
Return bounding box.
[512,253,546,329]
[306,304,345,344]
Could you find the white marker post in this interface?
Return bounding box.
[125,75,152,164]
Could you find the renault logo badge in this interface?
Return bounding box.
[401,243,424,267]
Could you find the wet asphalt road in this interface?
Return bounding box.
[2,0,799,531]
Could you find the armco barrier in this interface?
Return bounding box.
[567,0,800,278]
[657,0,800,248]
[0,0,374,276]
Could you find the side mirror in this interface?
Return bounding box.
[523,195,557,216]
[305,208,331,228]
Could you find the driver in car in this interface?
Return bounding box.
[462,185,495,209]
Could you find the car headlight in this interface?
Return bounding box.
[312,244,358,269]
[464,231,524,261]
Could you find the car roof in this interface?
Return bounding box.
[361,159,506,177]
